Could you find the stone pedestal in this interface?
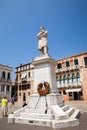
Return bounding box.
[30,55,63,109]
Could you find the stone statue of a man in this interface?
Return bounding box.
[37,26,48,55]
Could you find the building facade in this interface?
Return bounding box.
[15,63,34,104]
[15,52,87,102]
[56,52,87,101]
[0,64,13,101]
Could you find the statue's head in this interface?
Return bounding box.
[40,26,45,32]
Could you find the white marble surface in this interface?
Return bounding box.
[32,55,58,93]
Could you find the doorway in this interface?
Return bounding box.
[73,92,78,100]
[23,93,26,101]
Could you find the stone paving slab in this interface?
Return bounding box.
[65,101,87,112]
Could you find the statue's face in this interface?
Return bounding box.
[40,26,45,32]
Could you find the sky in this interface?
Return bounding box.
[0,0,87,79]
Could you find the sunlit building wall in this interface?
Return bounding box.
[55,52,87,101]
[0,64,13,101]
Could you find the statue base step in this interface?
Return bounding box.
[8,93,80,129]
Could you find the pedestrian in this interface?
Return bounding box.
[10,96,15,108]
[22,101,27,107]
[1,96,8,117]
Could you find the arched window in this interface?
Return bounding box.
[61,76,63,87]
[67,74,71,82]
[57,63,62,69]
[66,61,70,67]
[63,75,68,87]
[72,73,77,85]
[2,71,5,79]
[28,72,31,77]
[58,76,62,87]
[7,72,10,80]
[76,72,80,82]
[56,76,60,87]
[74,59,79,65]
[63,75,66,83]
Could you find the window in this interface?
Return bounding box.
[22,85,26,90]
[59,76,62,84]
[7,85,10,91]
[66,61,70,67]
[63,75,66,83]
[69,92,72,96]
[76,72,80,78]
[72,73,75,80]
[76,72,80,82]
[7,72,10,80]
[63,90,66,95]
[72,73,76,82]
[1,85,4,92]
[84,57,87,67]
[28,72,31,77]
[28,92,30,96]
[57,63,62,69]
[27,84,31,89]
[19,93,21,96]
[19,85,21,91]
[2,71,5,79]
[20,74,21,79]
[74,59,79,65]
[67,74,71,80]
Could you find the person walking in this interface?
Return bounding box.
[10,96,15,108]
[1,96,8,117]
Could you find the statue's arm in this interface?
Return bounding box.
[41,31,48,37]
[37,31,48,39]
[37,32,42,39]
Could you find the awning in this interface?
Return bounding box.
[66,88,81,93]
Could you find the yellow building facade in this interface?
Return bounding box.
[15,63,34,104]
[56,52,87,101]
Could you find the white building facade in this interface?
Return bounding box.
[0,64,13,101]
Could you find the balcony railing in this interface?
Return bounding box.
[56,65,81,73]
[57,81,82,88]
[0,78,12,82]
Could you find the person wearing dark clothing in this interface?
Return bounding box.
[22,101,27,107]
[10,96,15,108]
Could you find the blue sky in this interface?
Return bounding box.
[0,0,87,79]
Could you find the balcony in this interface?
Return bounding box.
[0,78,12,83]
[57,81,82,89]
[56,65,81,73]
